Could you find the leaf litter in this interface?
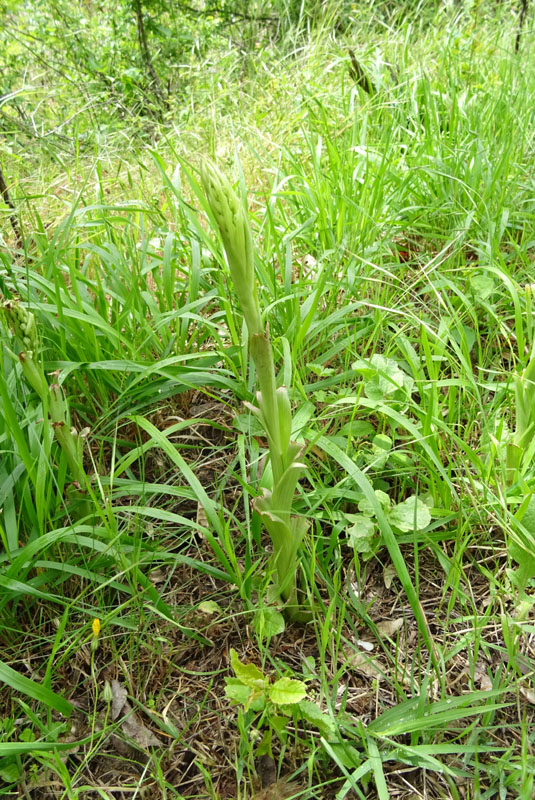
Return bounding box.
[110,679,162,750]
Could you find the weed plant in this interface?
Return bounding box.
[1,1,535,798]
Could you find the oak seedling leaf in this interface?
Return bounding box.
[230,649,268,690]
[297,699,335,736]
[268,677,307,706]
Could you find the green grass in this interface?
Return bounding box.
[1,1,535,798]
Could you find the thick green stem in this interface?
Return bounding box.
[250,331,283,483]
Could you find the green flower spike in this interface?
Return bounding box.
[200,160,263,337]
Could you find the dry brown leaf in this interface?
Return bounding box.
[149,568,166,585]
[253,778,302,800]
[383,563,397,589]
[514,654,534,676]
[376,618,404,637]
[344,649,385,680]
[256,754,276,789]
[309,444,325,461]
[110,680,162,749]
[196,502,208,531]
[120,701,162,748]
[520,685,535,704]
[111,680,128,720]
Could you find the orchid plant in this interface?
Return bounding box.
[483,309,535,605]
[1,298,90,515]
[200,160,310,620]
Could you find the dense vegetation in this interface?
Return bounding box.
[1,1,535,798]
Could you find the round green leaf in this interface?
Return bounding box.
[253,607,285,639]
[388,496,431,532]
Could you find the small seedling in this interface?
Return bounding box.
[345,490,431,560]
[352,354,415,406]
[226,648,334,760]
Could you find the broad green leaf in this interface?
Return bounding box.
[339,419,375,438]
[388,496,431,532]
[225,681,253,706]
[225,679,266,712]
[0,758,20,783]
[307,362,335,377]
[229,649,267,689]
[449,322,475,354]
[269,715,290,738]
[365,434,393,468]
[388,450,412,467]
[269,677,306,705]
[470,273,495,300]
[358,490,391,516]
[353,355,413,402]
[255,728,273,757]
[373,434,393,452]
